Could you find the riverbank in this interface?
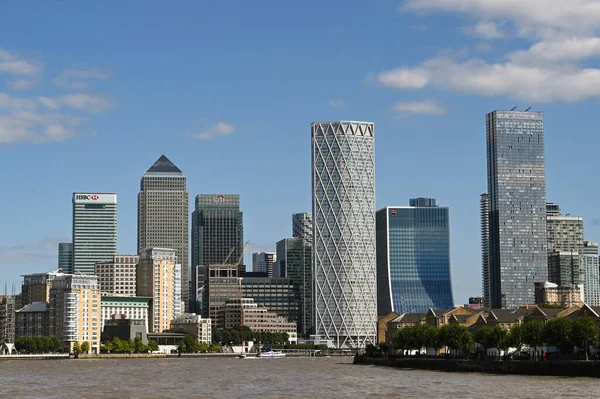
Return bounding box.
[354,355,600,377]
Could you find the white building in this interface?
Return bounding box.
[583,242,600,306]
[311,121,377,348]
[95,255,139,296]
[100,295,151,331]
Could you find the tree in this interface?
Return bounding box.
[542,317,573,356]
[80,341,90,354]
[439,324,474,355]
[212,328,222,345]
[112,337,124,353]
[102,341,114,353]
[505,324,524,354]
[571,318,599,360]
[148,340,159,352]
[72,342,81,355]
[183,335,199,353]
[521,320,544,359]
[178,341,187,353]
[51,337,61,352]
[208,344,221,353]
[475,326,507,356]
[134,336,148,353]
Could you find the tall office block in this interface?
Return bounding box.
[546,206,584,285]
[136,248,182,333]
[94,255,139,296]
[312,121,377,348]
[252,252,276,276]
[191,194,243,313]
[480,193,490,308]
[275,237,313,337]
[58,243,73,274]
[292,213,313,243]
[486,110,547,309]
[72,193,117,275]
[376,199,454,315]
[138,155,189,310]
[583,242,600,306]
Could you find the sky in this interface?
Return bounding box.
[1,1,600,305]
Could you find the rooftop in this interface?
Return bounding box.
[145,155,182,174]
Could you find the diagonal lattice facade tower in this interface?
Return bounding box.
[311,121,377,348]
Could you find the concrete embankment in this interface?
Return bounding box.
[355,356,600,378]
[0,354,69,361]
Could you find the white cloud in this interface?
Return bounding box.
[327,98,345,108]
[375,67,429,89]
[0,237,69,263]
[0,92,113,144]
[0,49,41,76]
[8,78,38,90]
[53,68,109,89]
[510,37,600,65]
[191,122,236,141]
[464,21,505,39]
[392,100,446,115]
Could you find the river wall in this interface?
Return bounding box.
[355,356,600,378]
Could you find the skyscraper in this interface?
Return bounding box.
[376,199,454,315]
[583,242,600,306]
[312,121,377,348]
[292,213,313,243]
[252,252,276,276]
[546,204,584,286]
[137,155,189,310]
[72,193,117,275]
[486,110,547,309]
[480,193,490,307]
[191,194,243,313]
[58,243,73,274]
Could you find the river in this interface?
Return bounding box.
[0,357,597,398]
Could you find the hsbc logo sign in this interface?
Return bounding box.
[75,194,100,201]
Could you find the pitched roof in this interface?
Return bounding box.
[16,301,47,313]
[490,309,527,323]
[430,308,453,317]
[397,312,426,323]
[146,155,182,174]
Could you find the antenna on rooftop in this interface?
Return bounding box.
[525,107,531,111]
[511,106,517,111]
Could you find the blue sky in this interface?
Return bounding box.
[1,1,599,305]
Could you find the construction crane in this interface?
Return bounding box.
[236,241,250,265]
[222,247,236,265]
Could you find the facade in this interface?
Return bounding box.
[548,251,580,287]
[219,298,297,343]
[275,237,313,336]
[583,242,600,306]
[252,252,276,276]
[534,282,582,307]
[138,155,189,310]
[95,255,139,296]
[72,193,117,275]
[58,243,74,274]
[136,248,183,333]
[376,200,454,315]
[480,193,490,307]
[15,302,49,338]
[21,271,60,305]
[241,277,298,323]
[103,319,147,344]
[546,203,561,216]
[169,313,212,344]
[292,212,313,243]
[48,274,101,353]
[486,110,548,309]
[312,121,377,348]
[100,295,151,330]
[203,264,242,325]
[0,295,20,343]
[546,209,584,285]
[191,194,243,313]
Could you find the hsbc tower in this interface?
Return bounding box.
[72,192,117,274]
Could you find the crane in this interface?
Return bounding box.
[222,247,236,265]
[236,241,250,266]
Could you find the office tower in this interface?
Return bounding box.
[252,252,276,276]
[292,213,313,243]
[137,248,182,333]
[191,194,243,313]
[583,242,600,306]
[546,206,584,285]
[48,274,101,353]
[21,271,61,305]
[241,276,298,323]
[275,237,313,336]
[138,155,189,310]
[409,197,437,207]
[202,264,242,326]
[72,193,117,275]
[58,243,73,274]
[312,121,377,348]
[480,193,490,307]
[376,199,454,315]
[486,110,547,309]
[94,255,139,296]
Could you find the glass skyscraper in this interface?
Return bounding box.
[486,110,547,309]
[191,194,243,313]
[480,193,490,308]
[292,213,313,243]
[58,242,74,274]
[312,121,377,348]
[376,199,453,315]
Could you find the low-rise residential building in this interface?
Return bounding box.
[425,307,478,328]
[535,281,582,307]
[15,302,49,338]
[169,313,212,344]
[95,255,139,296]
[377,312,399,344]
[219,298,297,343]
[385,312,425,345]
[48,274,101,354]
[100,295,151,331]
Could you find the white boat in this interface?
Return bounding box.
[258,350,286,358]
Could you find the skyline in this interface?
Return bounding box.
[2,1,600,306]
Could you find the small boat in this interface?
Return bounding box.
[258,350,286,359]
[238,353,247,359]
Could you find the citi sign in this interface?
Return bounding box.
[76,194,100,201]
[213,195,226,204]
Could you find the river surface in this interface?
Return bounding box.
[0,357,598,398]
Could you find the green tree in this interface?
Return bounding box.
[208,344,221,353]
[475,326,507,355]
[134,336,148,353]
[102,341,114,353]
[51,337,61,352]
[212,328,222,345]
[521,320,544,359]
[183,335,199,353]
[81,341,90,354]
[571,318,599,360]
[198,343,209,353]
[72,342,81,355]
[542,317,573,356]
[148,340,159,352]
[178,341,187,353]
[439,324,474,355]
[112,337,124,353]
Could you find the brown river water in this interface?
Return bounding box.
[0,357,597,398]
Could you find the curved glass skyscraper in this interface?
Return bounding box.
[376,199,453,315]
[312,121,377,348]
